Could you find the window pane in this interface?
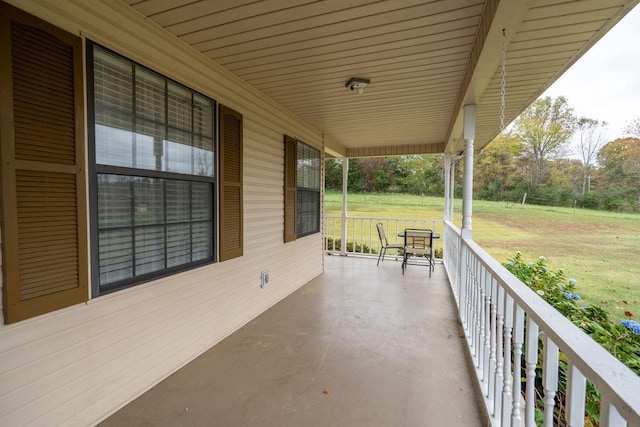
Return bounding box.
[99,229,133,285]
[193,135,214,177]
[94,48,132,114]
[134,177,164,225]
[135,226,165,275]
[192,182,212,221]
[192,221,212,261]
[168,82,191,132]
[193,94,213,136]
[135,68,165,123]
[96,120,134,168]
[94,48,134,168]
[167,223,191,267]
[135,119,165,171]
[98,174,132,228]
[166,180,191,222]
[166,128,192,174]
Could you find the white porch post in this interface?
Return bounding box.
[340,157,349,255]
[461,104,475,240]
[459,104,475,325]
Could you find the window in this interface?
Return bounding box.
[296,142,321,236]
[283,136,321,241]
[88,43,216,293]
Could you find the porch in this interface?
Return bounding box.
[100,255,486,426]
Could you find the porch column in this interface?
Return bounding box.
[459,105,475,325]
[461,104,475,240]
[340,158,349,255]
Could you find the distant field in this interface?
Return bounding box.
[324,190,640,322]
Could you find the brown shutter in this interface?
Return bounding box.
[283,135,297,243]
[218,104,243,261]
[0,3,88,323]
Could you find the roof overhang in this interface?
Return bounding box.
[20,0,640,157]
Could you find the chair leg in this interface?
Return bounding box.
[377,247,386,266]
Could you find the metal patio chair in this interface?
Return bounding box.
[376,222,404,266]
[402,228,434,277]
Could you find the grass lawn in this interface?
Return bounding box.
[324,190,640,322]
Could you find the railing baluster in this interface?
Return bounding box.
[512,304,524,427]
[476,262,484,367]
[478,264,487,377]
[502,294,514,427]
[494,284,505,419]
[542,335,559,427]
[482,267,491,388]
[469,256,477,357]
[600,395,626,427]
[525,317,539,427]
[565,362,586,427]
[488,277,498,406]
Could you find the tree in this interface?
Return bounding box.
[325,158,344,190]
[597,138,640,208]
[575,118,607,195]
[356,157,394,192]
[475,133,526,201]
[625,117,640,138]
[395,155,444,195]
[513,96,576,185]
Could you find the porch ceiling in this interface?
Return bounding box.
[126,0,639,157]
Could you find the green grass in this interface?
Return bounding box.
[325,190,640,322]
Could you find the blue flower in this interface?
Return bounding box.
[563,292,581,301]
[567,278,578,285]
[541,268,547,273]
[621,319,640,335]
[528,262,535,266]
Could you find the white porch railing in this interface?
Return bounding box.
[323,216,443,256]
[443,220,640,427]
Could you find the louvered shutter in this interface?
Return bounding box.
[0,3,87,323]
[283,135,297,243]
[218,105,243,261]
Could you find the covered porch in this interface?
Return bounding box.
[1,1,639,426]
[100,255,485,426]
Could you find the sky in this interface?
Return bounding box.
[541,4,640,142]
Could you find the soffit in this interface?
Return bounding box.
[126,0,639,156]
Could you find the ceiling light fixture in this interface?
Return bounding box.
[345,77,370,94]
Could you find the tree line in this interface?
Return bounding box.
[326,96,640,212]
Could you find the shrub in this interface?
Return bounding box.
[504,253,640,425]
[324,237,377,254]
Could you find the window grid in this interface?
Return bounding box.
[90,43,216,293]
[296,141,321,237]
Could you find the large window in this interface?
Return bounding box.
[88,43,216,293]
[296,142,321,236]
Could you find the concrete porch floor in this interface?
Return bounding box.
[100,255,486,427]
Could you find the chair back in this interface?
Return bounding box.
[404,228,433,254]
[376,222,388,245]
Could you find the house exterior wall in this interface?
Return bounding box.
[0,1,325,425]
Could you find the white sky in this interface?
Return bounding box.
[541,4,640,142]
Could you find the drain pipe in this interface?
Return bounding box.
[340,157,348,256]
